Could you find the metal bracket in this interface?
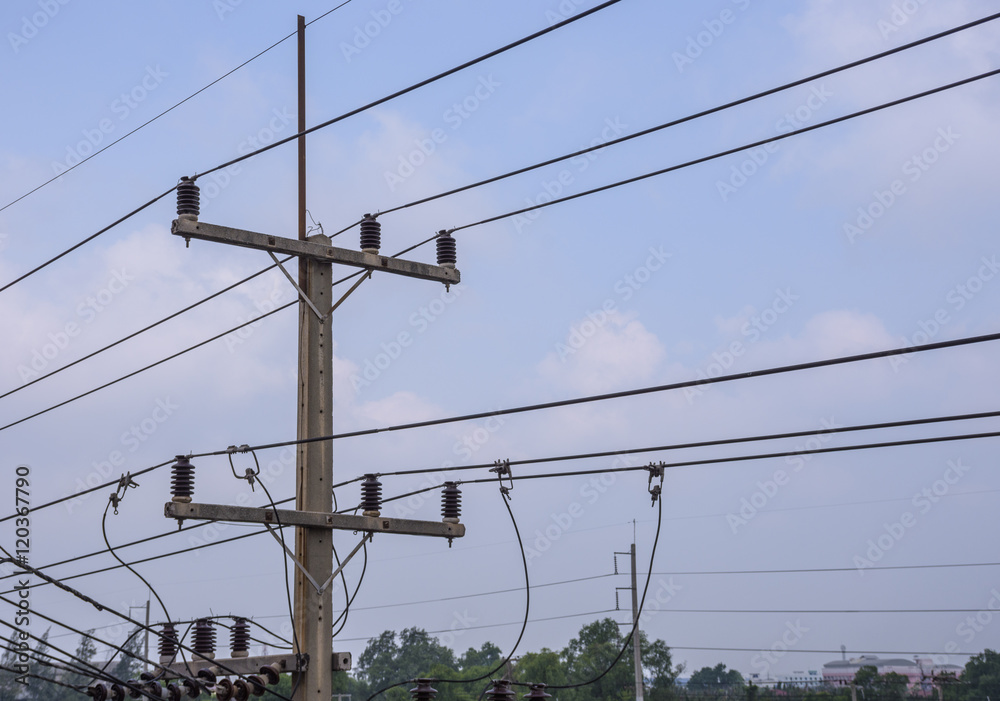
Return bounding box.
[264,526,372,596]
[268,251,326,322]
[646,462,665,505]
[329,269,372,316]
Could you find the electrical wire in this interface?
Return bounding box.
[366,481,531,699]
[545,496,663,691]
[189,329,1000,458]
[254,472,301,667]
[365,12,1000,224]
[332,538,368,639]
[11,321,999,529]
[0,566,297,700]
[424,67,1000,239]
[332,407,1000,487]
[0,255,294,402]
[0,185,177,295]
[360,427,1000,513]
[0,300,294,434]
[195,0,624,182]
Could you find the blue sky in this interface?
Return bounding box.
[3,0,1000,686]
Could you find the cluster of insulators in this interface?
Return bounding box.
[88,619,280,699]
[407,680,550,701]
[359,475,461,523]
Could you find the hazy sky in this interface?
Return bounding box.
[3,0,1000,686]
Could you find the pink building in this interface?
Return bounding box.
[823,656,962,690]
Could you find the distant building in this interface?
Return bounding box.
[747,670,823,688]
[822,655,962,690]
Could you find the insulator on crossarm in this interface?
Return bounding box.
[441,482,461,523]
[361,474,382,517]
[215,678,235,701]
[486,680,516,701]
[234,676,266,699]
[259,663,283,686]
[230,617,250,658]
[88,683,109,701]
[176,177,200,221]
[436,230,457,268]
[360,214,381,254]
[410,679,438,701]
[170,456,194,503]
[191,618,216,660]
[524,684,552,700]
[158,622,179,664]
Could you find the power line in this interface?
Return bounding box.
[0,300,294,434]
[431,67,1000,238]
[195,0,624,182]
[0,0,354,214]
[0,184,177,295]
[333,407,1000,487]
[196,329,1000,458]
[366,427,1000,511]
[0,255,293,401]
[364,12,1000,225]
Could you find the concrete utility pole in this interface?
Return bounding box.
[630,543,644,701]
[615,544,644,701]
[161,16,463,698]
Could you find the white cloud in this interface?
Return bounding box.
[537,311,666,394]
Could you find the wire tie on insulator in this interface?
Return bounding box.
[646,461,665,505]
[490,459,513,500]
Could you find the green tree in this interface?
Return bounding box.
[961,649,1000,701]
[109,627,145,687]
[562,618,633,701]
[515,648,568,688]
[687,663,744,692]
[459,642,502,671]
[355,628,458,701]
